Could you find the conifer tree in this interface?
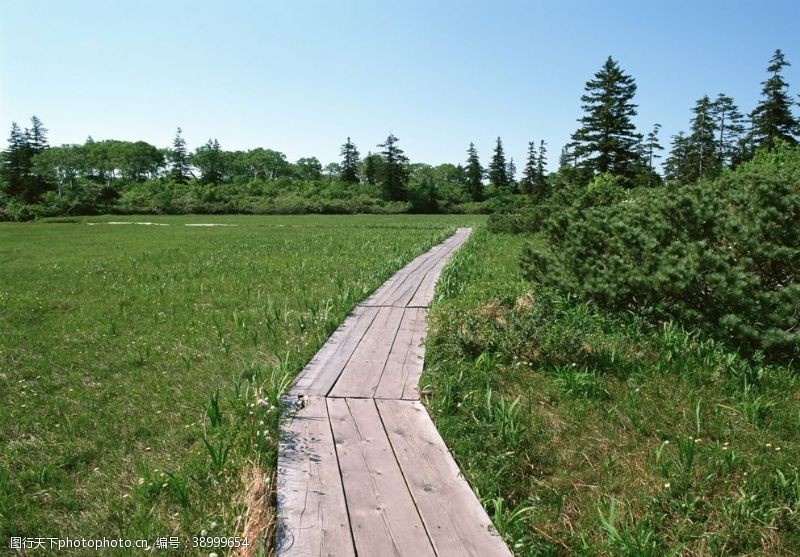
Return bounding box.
[195,139,224,185]
[378,134,409,201]
[520,141,537,194]
[749,49,798,149]
[571,56,640,178]
[533,140,548,196]
[488,136,509,188]
[340,137,360,183]
[664,132,691,182]
[364,151,378,185]
[169,127,190,184]
[688,95,720,180]
[643,124,664,186]
[506,158,518,193]
[465,142,484,201]
[0,122,30,200]
[27,116,49,154]
[711,94,745,166]
[1,116,50,202]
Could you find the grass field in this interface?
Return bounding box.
[425,228,800,555]
[0,214,480,552]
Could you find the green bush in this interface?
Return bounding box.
[487,210,540,234]
[521,144,800,362]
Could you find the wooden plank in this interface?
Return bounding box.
[328,306,405,398]
[364,246,443,307]
[276,396,355,556]
[327,398,436,556]
[376,399,513,557]
[374,307,427,400]
[364,227,470,308]
[408,228,472,307]
[289,305,379,397]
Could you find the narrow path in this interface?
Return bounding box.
[276,229,512,556]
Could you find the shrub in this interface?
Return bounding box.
[521,144,800,363]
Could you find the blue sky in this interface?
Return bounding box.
[1,0,798,170]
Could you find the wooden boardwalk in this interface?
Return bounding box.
[276,228,512,556]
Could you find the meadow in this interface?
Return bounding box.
[0,214,479,552]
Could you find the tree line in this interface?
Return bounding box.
[1,49,797,219]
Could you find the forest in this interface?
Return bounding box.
[1,50,797,221]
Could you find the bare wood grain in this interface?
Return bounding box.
[276,396,355,556]
[327,398,436,556]
[377,399,512,557]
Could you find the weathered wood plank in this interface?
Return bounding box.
[289,305,379,397]
[328,306,405,398]
[364,246,443,307]
[377,399,512,557]
[374,307,427,400]
[276,396,355,556]
[406,228,471,308]
[327,398,436,556]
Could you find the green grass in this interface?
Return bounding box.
[0,214,481,551]
[425,227,800,555]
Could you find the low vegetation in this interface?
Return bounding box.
[424,147,799,554]
[0,215,477,552]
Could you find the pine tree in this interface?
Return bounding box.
[27,116,49,154]
[520,141,537,195]
[488,137,509,189]
[378,134,409,201]
[340,137,360,184]
[664,132,691,182]
[364,151,378,185]
[571,56,640,178]
[688,95,720,181]
[749,49,798,149]
[0,122,30,200]
[533,140,548,196]
[169,127,190,184]
[1,117,50,202]
[643,123,663,178]
[506,158,518,193]
[465,142,484,201]
[196,138,224,185]
[711,94,745,166]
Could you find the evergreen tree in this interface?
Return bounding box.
[688,95,720,181]
[169,127,190,184]
[749,49,798,149]
[195,139,224,185]
[488,136,509,188]
[571,56,640,178]
[664,132,691,182]
[339,137,360,184]
[27,116,49,154]
[506,157,518,193]
[363,151,378,186]
[558,144,572,169]
[378,134,409,201]
[520,141,537,195]
[533,140,548,196]
[465,142,484,201]
[1,117,50,202]
[643,123,664,180]
[711,94,745,166]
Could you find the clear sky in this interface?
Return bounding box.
[1,0,798,170]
